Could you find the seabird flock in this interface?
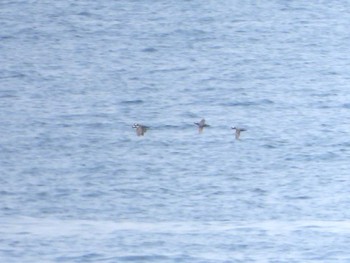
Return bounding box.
[133,119,246,139]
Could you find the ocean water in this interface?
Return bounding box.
[1,0,350,262]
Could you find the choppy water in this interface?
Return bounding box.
[1,1,350,262]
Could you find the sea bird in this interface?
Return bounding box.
[194,119,210,133]
[232,127,246,140]
[132,123,149,136]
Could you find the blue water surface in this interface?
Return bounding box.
[1,1,350,262]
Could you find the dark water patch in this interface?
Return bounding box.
[222,99,274,107]
[311,92,337,98]
[0,35,15,40]
[82,191,106,198]
[335,141,350,147]
[36,191,49,198]
[180,111,198,118]
[252,188,267,195]
[162,124,181,129]
[152,124,186,131]
[141,47,158,53]
[0,190,16,196]
[77,11,93,17]
[320,123,333,130]
[149,67,188,74]
[315,151,339,161]
[341,103,350,109]
[285,195,311,200]
[261,139,289,149]
[53,188,75,198]
[55,114,111,125]
[116,255,170,262]
[262,144,278,149]
[120,99,144,105]
[173,28,209,37]
[0,72,26,80]
[82,122,111,129]
[315,104,332,109]
[57,253,104,262]
[209,190,227,197]
[116,254,200,262]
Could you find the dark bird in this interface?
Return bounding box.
[194,119,210,133]
[132,123,149,136]
[232,127,246,140]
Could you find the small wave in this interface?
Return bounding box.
[252,188,267,194]
[0,92,18,99]
[336,141,350,147]
[0,72,26,79]
[223,99,274,107]
[262,144,278,149]
[173,28,208,36]
[120,99,144,104]
[161,124,183,130]
[57,253,103,262]
[0,35,15,40]
[77,11,92,17]
[141,47,158,53]
[116,255,170,261]
[285,195,311,200]
[341,103,350,109]
[149,67,188,74]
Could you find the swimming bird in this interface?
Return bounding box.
[132,123,149,136]
[232,127,246,140]
[194,119,210,133]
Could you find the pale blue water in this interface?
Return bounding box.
[1,1,350,262]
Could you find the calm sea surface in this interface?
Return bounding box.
[1,1,350,262]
